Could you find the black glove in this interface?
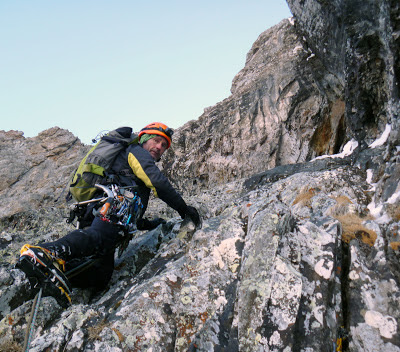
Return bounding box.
[137,217,166,230]
[184,206,202,228]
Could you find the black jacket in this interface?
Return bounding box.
[111,143,188,218]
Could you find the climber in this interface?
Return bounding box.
[16,122,201,307]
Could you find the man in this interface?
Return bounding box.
[17,122,201,307]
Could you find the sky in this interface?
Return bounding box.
[1,1,292,145]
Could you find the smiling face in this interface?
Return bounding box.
[142,135,168,160]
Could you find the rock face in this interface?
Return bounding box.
[288,0,400,147]
[162,18,348,194]
[0,0,399,351]
[0,128,89,218]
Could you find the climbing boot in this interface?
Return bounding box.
[16,244,72,308]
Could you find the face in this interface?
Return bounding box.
[142,136,168,160]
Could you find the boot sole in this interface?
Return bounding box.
[16,256,72,308]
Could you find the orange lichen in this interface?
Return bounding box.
[199,311,208,324]
[292,188,316,206]
[331,195,353,206]
[112,328,125,343]
[334,213,377,246]
[87,319,109,341]
[149,291,158,299]
[390,242,400,251]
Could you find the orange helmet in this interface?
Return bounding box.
[138,122,173,148]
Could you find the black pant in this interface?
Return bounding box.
[42,217,121,290]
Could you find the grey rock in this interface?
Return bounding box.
[0,128,88,218]
[0,0,399,351]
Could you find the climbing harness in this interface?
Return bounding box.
[67,184,142,230]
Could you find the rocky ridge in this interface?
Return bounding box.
[0,0,399,351]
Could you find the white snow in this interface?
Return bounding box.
[387,190,400,204]
[367,199,394,224]
[311,139,358,161]
[367,200,383,217]
[377,214,392,224]
[337,139,359,156]
[365,128,399,225]
[366,169,374,184]
[369,124,391,148]
[306,53,315,61]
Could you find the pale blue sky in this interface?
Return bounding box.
[1,1,291,145]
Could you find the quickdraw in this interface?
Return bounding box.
[23,288,43,352]
[96,184,143,233]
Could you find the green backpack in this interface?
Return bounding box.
[69,127,138,202]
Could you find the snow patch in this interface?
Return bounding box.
[367,200,390,224]
[369,124,391,148]
[387,189,400,204]
[375,213,392,224]
[366,169,374,184]
[367,188,399,224]
[311,139,358,161]
[367,200,383,217]
[366,169,378,191]
[306,53,315,61]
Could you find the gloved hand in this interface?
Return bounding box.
[184,206,202,228]
[137,217,166,230]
